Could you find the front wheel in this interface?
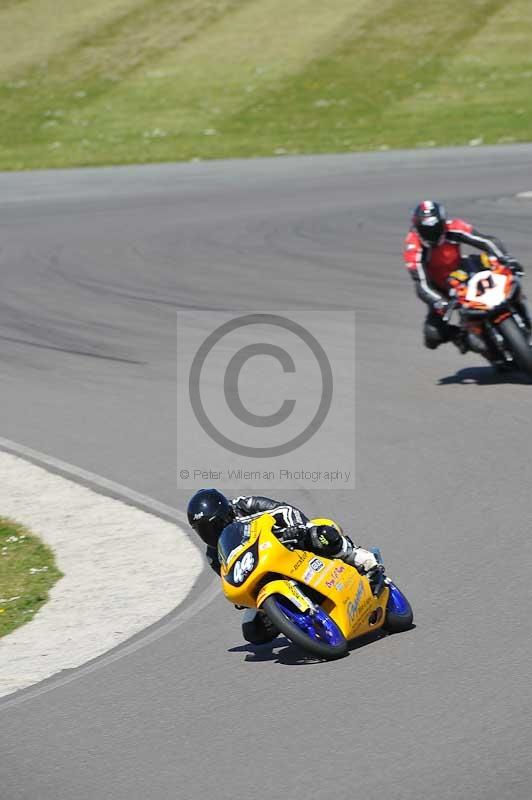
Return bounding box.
[382,582,413,633]
[497,316,532,377]
[262,595,348,660]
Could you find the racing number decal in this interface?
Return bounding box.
[233,551,255,584]
[224,539,260,587]
[465,270,508,307]
[475,274,494,296]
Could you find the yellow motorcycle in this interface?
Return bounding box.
[219,513,413,660]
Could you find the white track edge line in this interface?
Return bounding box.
[0,435,218,711]
[0,435,187,525]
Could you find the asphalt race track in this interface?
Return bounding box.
[1,146,531,800]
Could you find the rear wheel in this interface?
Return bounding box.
[497,316,532,377]
[382,582,413,633]
[262,594,348,660]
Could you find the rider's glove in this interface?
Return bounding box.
[433,298,449,316]
[503,256,524,276]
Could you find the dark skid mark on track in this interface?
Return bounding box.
[49,266,223,311]
[0,334,145,365]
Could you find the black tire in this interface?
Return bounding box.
[262,595,348,660]
[382,585,413,634]
[497,316,532,377]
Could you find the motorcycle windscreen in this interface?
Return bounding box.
[217,521,249,569]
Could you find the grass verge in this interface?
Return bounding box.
[0,0,531,169]
[0,517,62,639]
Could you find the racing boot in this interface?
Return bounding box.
[466,330,491,358]
[343,543,386,595]
[241,608,279,645]
[343,543,379,573]
[451,328,469,354]
[366,564,386,596]
[309,526,383,594]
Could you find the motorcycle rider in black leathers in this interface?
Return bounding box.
[187,488,380,644]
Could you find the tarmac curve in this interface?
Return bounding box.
[1,146,531,800]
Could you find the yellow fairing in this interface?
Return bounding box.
[220,513,389,640]
[256,580,312,612]
[326,567,389,639]
[220,513,311,609]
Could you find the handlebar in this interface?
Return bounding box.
[279,537,300,549]
[279,526,306,549]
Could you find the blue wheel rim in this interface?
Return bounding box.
[387,582,410,615]
[274,597,344,647]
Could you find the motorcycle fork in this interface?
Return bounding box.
[484,321,512,363]
[511,311,531,341]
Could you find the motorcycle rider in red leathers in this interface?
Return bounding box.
[404,200,529,356]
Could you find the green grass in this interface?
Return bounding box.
[1,0,531,169]
[0,518,62,638]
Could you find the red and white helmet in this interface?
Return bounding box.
[412,200,447,246]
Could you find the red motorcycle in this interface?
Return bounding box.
[444,255,532,376]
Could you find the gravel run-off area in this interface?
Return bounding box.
[0,450,202,698]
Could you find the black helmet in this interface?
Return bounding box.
[412,200,447,246]
[187,488,234,547]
